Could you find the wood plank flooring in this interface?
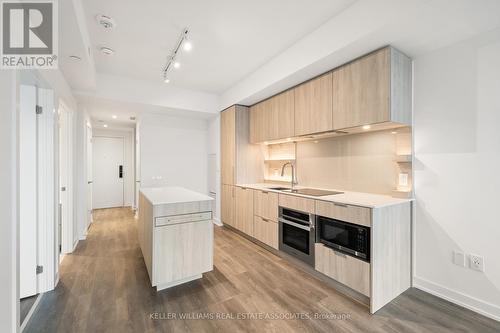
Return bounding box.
[25,208,500,333]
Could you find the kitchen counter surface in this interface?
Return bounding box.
[140,186,214,206]
[236,183,413,208]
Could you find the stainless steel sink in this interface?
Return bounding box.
[267,187,291,191]
[266,187,343,197]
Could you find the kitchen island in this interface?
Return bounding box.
[138,186,214,291]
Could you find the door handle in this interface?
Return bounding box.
[119,165,123,178]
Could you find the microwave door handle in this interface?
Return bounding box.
[279,218,311,231]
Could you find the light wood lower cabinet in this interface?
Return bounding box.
[315,243,370,297]
[221,184,235,227]
[235,187,254,236]
[278,194,315,214]
[253,216,278,249]
[254,190,278,221]
[315,200,371,227]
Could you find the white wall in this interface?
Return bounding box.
[92,128,135,207]
[413,28,500,320]
[139,114,209,195]
[0,71,18,332]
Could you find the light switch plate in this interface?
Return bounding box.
[453,251,465,267]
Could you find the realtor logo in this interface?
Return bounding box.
[1,0,58,68]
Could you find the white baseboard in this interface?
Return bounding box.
[72,239,79,251]
[212,218,222,226]
[413,276,500,322]
[20,293,42,332]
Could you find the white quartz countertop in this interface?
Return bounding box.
[236,183,413,209]
[140,186,214,206]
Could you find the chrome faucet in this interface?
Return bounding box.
[281,162,298,190]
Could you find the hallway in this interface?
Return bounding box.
[25,208,500,333]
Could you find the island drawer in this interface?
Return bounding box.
[315,200,371,227]
[156,211,212,227]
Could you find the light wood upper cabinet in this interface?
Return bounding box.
[249,90,294,143]
[221,107,235,185]
[332,47,411,130]
[294,72,333,136]
[250,46,411,141]
[235,187,254,236]
[221,184,235,227]
[249,102,265,144]
[271,90,294,140]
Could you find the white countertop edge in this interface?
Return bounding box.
[235,183,413,209]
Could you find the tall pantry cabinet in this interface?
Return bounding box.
[220,105,261,229]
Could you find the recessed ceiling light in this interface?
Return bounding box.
[183,40,192,51]
[112,115,117,119]
[164,78,170,83]
[362,125,371,130]
[69,55,82,61]
[103,124,108,128]
[391,131,397,134]
[100,47,115,55]
[173,61,180,69]
[96,14,116,29]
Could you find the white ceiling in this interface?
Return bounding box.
[81,0,355,94]
[60,0,500,126]
[79,94,217,129]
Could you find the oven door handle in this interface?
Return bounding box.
[279,218,312,231]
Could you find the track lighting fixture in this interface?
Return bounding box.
[162,28,191,83]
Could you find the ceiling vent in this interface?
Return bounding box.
[96,15,116,29]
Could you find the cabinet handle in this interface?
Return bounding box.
[334,203,348,208]
[262,218,269,222]
[262,191,268,194]
[334,250,347,258]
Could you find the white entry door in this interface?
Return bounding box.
[19,85,37,298]
[93,137,124,209]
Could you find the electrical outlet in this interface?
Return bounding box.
[398,173,409,187]
[453,251,465,267]
[470,254,484,272]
